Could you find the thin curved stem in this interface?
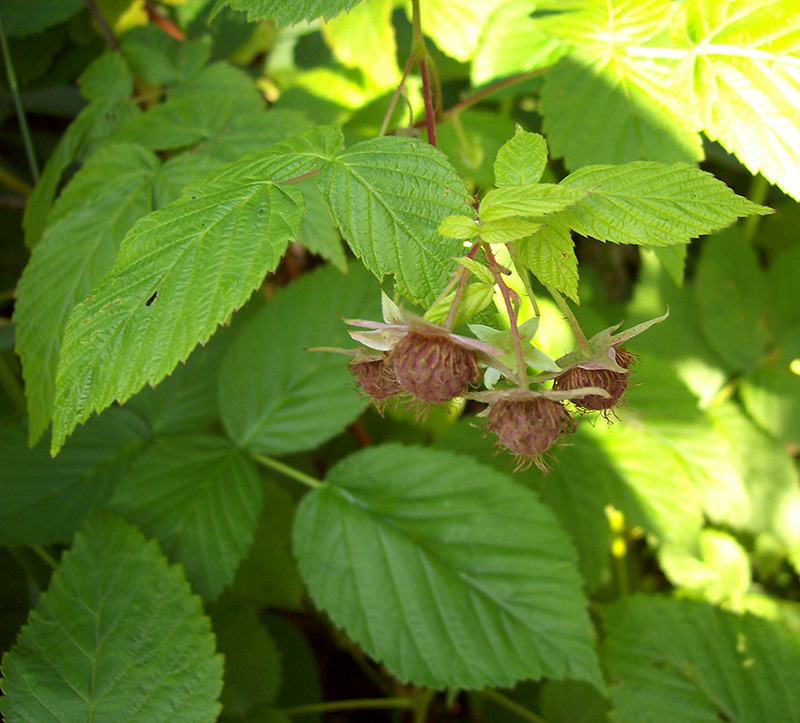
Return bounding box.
[282,697,414,717]
[0,14,39,183]
[33,545,59,570]
[484,243,528,387]
[505,242,540,317]
[0,353,26,416]
[480,689,551,723]
[252,454,323,489]
[412,688,436,723]
[544,284,591,357]
[379,51,417,136]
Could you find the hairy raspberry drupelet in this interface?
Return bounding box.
[486,397,573,467]
[390,332,479,403]
[553,347,637,410]
[348,355,400,401]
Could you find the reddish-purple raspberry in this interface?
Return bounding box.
[552,347,637,410]
[390,332,479,403]
[486,397,573,465]
[348,355,400,400]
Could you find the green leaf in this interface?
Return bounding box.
[317,135,475,305]
[293,444,602,690]
[537,0,704,168]
[437,110,518,188]
[215,0,362,24]
[439,214,480,240]
[0,512,223,723]
[14,143,159,444]
[151,153,225,207]
[480,218,544,244]
[106,435,264,600]
[219,264,380,456]
[494,126,549,187]
[208,597,281,715]
[78,51,134,104]
[740,365,800,447]
[199,110,312,162]
[678,0,800,200]
[602,596,800,722]
[51,126,343,455]
[480,184,584,222]
[120,26,210,87]
[515,217,579,302]
[539,679,612,723]
[296,178,347,272]
[22,98,141,247]
[321,0,399,87]
[230,478,305,609]
[0,409,149,546]
[472,0,567,85]
[558,162,771,246]
[113,63,265,151]
[266,614,322,719]
[0,0,83,37]
[694,228,769,371]
[416,0,505,62]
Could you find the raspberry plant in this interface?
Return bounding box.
[2,0,800,721]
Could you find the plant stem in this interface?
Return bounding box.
[446,70,546,117]
[0,353,26,416]
[506,243,540,317]
[412,688,435,723]
[0,166,33,196]
[544,284,591,357]
[33,545,59,570]
[279,168,320,186]
[0,287,16,304]
[0,14,40,184]
[484,243,528,387]
[443,241,481,329]
[480,689,551,723]
[252,454,323,489]
[742,173,769,243]
[282,698,415,716]
[410,0,437,147]
[83,0,120,50]
[379,51,416,136]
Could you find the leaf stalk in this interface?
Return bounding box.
[252,454,323,489]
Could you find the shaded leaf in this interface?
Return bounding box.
[296,179,347,272]
[0,0,83,37]
[602,596,800,722]
[52,126,343,455]
[219,264,380,456]
[0,512,223,723]
[293,444,602,689]
[740,364,800,447]
[317,135,474,305]
[106,435,264,600]
[0,409,149,546]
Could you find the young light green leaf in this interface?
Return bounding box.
[0,409,149,546]
[439,214,480,240]
[472,0,567,85]
[480,184,584,222]
[558,162,772,246]
[219,264,380,456]
[14,143,159,445]
[423,283,495,327]
[480,218,544,244]
[494,126,549,187]
[51,126,343,455]
[317,135,475,305]
[213,0,362,24]
[515,217,579,302]
[293,444,602,690]
[0,512,223,723]
[602,596,800,722]
[106,435,263,601]
[679,0,800,200]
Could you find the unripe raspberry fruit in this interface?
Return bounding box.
[486,397,572,461]
[552,347,637,410]
[390,332,479,403]
[348,356,400,400]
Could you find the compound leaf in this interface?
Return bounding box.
[602,596,800,722]
[219,264,380,456]
[14,143,159,445]
[51,126,343,455]
[106,435,263,600]
[515,217,579,302]
[494,126,549,187]
[293,444,602,690]
[558,162,771,246]
[0,512,223,723]
[318,136,475,305]
[480,184,583,222]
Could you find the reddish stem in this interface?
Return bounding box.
[379,52,416,136]
[418,57,437,147]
